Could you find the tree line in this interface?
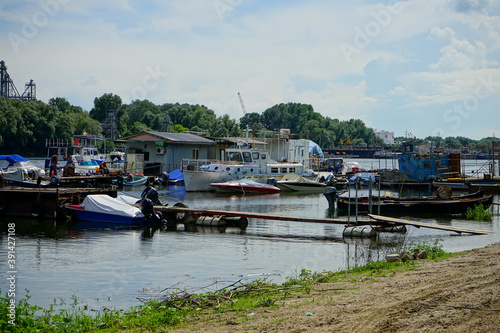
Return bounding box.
[0,94,496,157]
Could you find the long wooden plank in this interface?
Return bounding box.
[155,206,364,225]
[154,206,492,234]
[368,214,491,235]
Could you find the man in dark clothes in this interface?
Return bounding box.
[50,154,58,176]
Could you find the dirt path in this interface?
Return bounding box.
[172,242,500,332]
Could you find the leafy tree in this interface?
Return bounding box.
[89,93,122,123]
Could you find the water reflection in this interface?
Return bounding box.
[0,185,497,313]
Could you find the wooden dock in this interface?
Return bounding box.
[368,214,491,235]
[154,205,491,235]
[0,187,117,220]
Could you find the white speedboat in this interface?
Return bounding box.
[0,154,46,178]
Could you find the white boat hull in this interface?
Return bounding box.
[277,183,326,192]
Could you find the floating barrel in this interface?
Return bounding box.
[221,216,248,227]
[194,216,226,226]
[343,226,377,238]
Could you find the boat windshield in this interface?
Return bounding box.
[242,152,252,162]
[227,152,243,162]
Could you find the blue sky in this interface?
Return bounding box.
[1,0,499,140]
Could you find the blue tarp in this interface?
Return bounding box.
[349,172,376,183]
[168,169,184,180]
[0,154,28,167]
[308,140,324,160]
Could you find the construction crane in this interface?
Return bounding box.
[238,92,250,146]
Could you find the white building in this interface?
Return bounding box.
[375,130,395,145]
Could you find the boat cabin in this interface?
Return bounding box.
[397,140,459,181]
[45,135,106,163]
[202,147,304,176]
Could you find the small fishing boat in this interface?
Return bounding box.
[124,174,148,186]
[66,194,145,224]
[210,179,280,194]
[336,193,493,215]
[276,174,326,192]
[2,169,52,188]
[113,174,149,187]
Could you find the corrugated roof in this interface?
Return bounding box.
[117,131,215,145]
[210,137,268,145]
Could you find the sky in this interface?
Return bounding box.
[1,0,500,140]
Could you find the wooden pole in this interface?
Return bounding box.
[492,141,495,177]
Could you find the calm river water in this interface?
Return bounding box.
[0,158,499,312]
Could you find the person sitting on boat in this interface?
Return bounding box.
[126,172,134,182]
[50,153,58,176]
[99,161,109,174]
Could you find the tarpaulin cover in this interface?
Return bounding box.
[308,141,324,160]
[349,172,376,183]
[0,154,28,166]
[82,195,144,218]
[168,168,184,180]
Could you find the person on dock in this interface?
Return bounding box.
[50,153,58,176]
[99,161,109,174]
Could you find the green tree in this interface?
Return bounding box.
[89,93,122,123]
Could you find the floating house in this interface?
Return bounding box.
[114,131,215,175]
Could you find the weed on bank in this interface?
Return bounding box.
[0,240,455,332]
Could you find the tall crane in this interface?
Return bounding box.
[238,92,250,146]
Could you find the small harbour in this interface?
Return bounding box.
[1,158,499,313]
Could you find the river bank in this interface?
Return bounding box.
[171,242,500,333]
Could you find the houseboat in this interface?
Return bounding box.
[182,147,307,192]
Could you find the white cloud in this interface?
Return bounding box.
[1,0,499,139]
[429,26,456,40]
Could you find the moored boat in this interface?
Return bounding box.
[210,178,280,194]
[2,169,52,188]
[45,135,107,175]
[182,147,307,192]
[335,194,493,215]
[122,174,148,187]
[276,174,326,192]
[0,154,46,177]
[66,194,145,224]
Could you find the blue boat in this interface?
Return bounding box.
[397,140,455,181]
[66,194,145,224]
[380,140,459,189]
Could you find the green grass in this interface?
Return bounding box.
[466,204,493,221]
[0,239,457,332]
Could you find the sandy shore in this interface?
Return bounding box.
[171,242,500,332]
